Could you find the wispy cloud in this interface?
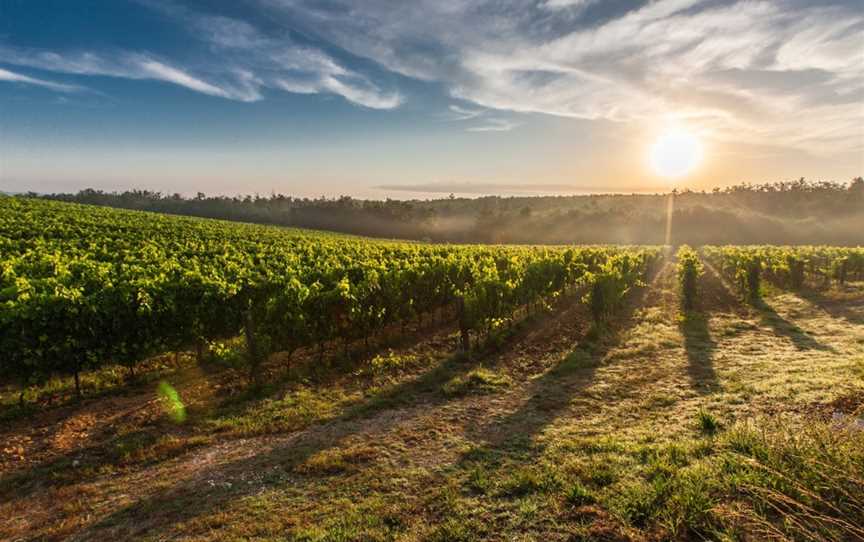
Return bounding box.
[0,1,402,108]
[466,118,519,132]
[261,0,863,154]
[0,67,84,93]
[137,59,258,101]
[2,0,860,155]
[134,0,402,108]
[319,76,401,109]
[446,104,484,121]
[273,72,402,109]
[443,104,518,132]
[186,9,402,108]
[540,0,596,11]
[0,46,259,101]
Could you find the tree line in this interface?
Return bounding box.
[35,178,864,246]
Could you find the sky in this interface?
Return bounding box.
[0,0,862,199]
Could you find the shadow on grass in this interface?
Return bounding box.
[795,288,864,326]
[465,263,661,454]
[680,313,720,395]
[0,422,208,505]
[0,353,188,423]
[755,299,836,352]
[433,265,667,525]
[0,316,463,505]
[202,306,466,425]
[2,312,466,490]
[69,295,589,539]
[700,261,833,353]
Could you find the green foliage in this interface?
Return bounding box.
[497,465,562,498]
[703,246,762,302]
[0,197,661,396]
[586,250,658,323]
[675,245,703,312]
[367,351,417,377]
[705,245,864,297]
[425,518,482,542]
[605,417,864,540]
[40,179,864,246]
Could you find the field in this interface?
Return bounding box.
[1,197,863,541]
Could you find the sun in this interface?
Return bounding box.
[649,129,703,178]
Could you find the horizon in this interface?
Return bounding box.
[1,1,863,197]
[10,177,864,202]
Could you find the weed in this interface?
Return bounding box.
[367,351,417,377]
[696,409,722,436]
[564,482,596,506]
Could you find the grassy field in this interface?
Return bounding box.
[1,261,863,541]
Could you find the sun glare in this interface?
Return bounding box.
[649,129,703,178]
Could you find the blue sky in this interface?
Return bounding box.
[1,0,862,198]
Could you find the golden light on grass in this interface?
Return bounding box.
[649,128,703,178]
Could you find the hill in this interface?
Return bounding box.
[37,178,864,245]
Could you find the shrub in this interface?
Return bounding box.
[676,245,704,312]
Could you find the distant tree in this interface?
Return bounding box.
[851,177,864,199]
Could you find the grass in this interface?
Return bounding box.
[441,367,511,396]
[204,385,353,436]
[696,409,722,435]
[297,445,378,475]
[0,353,188,419]
[2,270,863,541]
[564,481,596,506]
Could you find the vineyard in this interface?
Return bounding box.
[1,197,658,399]
[703,245,864,300]
[1,196,863,541]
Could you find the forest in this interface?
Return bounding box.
[38,178,864,246]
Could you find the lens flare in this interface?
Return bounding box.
[157,380,186,423]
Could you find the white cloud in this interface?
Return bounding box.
[446,104,484,120]
[540,0,595,11]
[135,1,402,109]
[193,15,270,50]
[0,3,402,109]
[274,73,403,108]
[319,76,402,109]
[259,0,863,154]
[466,118,519,132]
[2,0,860,153]
[0,46,259,101]
[273,78,319,94]
[0,67,84,93]
[136,59,257,101]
